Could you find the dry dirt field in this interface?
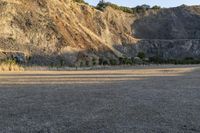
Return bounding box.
[0,65,200,133]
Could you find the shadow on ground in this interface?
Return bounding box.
[0,66,200,133]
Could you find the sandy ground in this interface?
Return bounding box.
[0,65,200,133]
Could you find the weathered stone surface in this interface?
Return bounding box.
[115,40,200,59]
[132,6,200,39]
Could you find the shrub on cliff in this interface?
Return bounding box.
[73,0,88,5]
[96,2,161,14]
[96,2,133,13]
[152,5,161,10]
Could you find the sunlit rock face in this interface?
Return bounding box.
[0,0,200,65]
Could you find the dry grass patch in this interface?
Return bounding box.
[0,60,24,71]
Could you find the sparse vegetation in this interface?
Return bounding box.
[72,0,88,5]
[103,60,109,65]
[96,2,161,14]
[60,59,65,67]
[92,58,99,66]
[85,60,90,66]
[152,5,161,10]
[137,52,146,60]
[118,57,133,65]
[0,59,24,71]
[96,2,134,13]
[99,58,104,65]
[109,59,118,65]
[149,57,200,64]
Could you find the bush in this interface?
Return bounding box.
[118,57,124,65]
[118,57,133,65]
[99,58,104,65]
[152,5,161,10]
[149,57,200,64]
[96,2,161,14]
[103,60,109,65]
[109,59,118,65]
[125,58,133,65]
[137,52,146,60]
[184,57,194,61]
[92,58,98,66]
[72,0,88,5]
[85,60,90,66]
[60,59,65,67]
[96,2,107,11]
[96,2,134,13]
[80,61,84,67]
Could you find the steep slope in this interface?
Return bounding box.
[0,0,136,66]
[133,6,200,39]
[0,0,200,66]
[115,5,200,59]
[122,5,200,59]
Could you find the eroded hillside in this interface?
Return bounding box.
[0,0,200,66]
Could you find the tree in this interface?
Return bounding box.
[152,5,161,10]
[137,52,146,60]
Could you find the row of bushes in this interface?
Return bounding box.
[149,57,200,65]
[106,57,200,66]
[72,0,161,14]
[76,52,147,67]
[96,2,161,14]
[77,57,147,67]
[1,57,199,70]
[76,51,200,67]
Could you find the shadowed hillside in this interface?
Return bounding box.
[133,6,200,39]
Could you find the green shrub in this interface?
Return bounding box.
[109,59,118,65]
[80,61,84,66]
[118,57,124,65]
[96,2,134,13]
[184,57,194,61]
[118,57,133,65]
[125,58,133,65]
[85,60,90,66]
[137,52,146,60]
[60,59,65,67]
[96,2,161,14]
[102,60,108,65]
[99,58,104,65]
[152,5,161,10]
[98,58,110,65]
[149,57,200,64]
[92,58,97,66]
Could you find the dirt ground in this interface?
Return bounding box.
[0,65,200,133]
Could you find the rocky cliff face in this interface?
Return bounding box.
[0,0,200,66]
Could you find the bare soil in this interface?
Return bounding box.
[0,65,200,133]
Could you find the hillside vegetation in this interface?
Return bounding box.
[96,2,161,14]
